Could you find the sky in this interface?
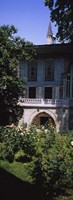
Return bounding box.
[0,0,57,45]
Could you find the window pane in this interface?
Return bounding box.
[28,61,37,81]
[45,87,52,99]
[29,87,36,98]
[45,59,54,81]
[59,86,63,98]
[66,75,70,97]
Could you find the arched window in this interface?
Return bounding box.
[45,59,54,81]
[66,73,70,97]
[28,60,37,81]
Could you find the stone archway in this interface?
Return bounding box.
[27,108,57,129]
[32,111,55,128]
[27,109,58,130]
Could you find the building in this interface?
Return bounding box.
[18,23,73,132]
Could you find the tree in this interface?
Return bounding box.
[0,25,35,125]
[44,0,73,43]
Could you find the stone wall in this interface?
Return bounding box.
[22,107,69,132]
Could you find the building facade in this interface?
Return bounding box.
[18,23,73,132]
[18,42,73,132]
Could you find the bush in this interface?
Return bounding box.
[14,150,25,162]
[0,126,25,162]
[14,149,31,162]
[31,130,73,199]
[0,125,73,199]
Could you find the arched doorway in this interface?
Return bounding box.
[32,112,55,128]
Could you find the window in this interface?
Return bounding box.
[45,59,54,81]
[40,117,48,126]
[66,74,70,97]
[59,86,63,98]
[29,87,36,98]
[45,87,52,99]
[28,60,37,81]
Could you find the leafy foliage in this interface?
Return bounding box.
[14,150,26,162]
[31,128,73,198]
[44,0,73,43]
[0,25,35,125]
[0,126,24,161]
[0,125,73,199]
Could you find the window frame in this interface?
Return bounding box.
[45,58,54,81]
[29,87,36,98]
[28,60,37,81]
[44,87,52,99]
[66,73,70,98]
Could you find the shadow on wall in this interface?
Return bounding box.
[0,167,45,200]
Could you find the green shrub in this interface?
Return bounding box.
[14,150,25,161]
[31,131,73,199]
[14,149,31,162]
[0,125,73,199]
[0,126,25,162]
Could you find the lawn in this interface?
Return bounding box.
[0,160,33,182]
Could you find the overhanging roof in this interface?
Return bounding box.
[35,43,73,57]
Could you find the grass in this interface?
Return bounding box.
[0,160,33,182]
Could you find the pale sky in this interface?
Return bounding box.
[0,0,57,44]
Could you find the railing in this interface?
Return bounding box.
[19,98,42,104]
[18,98,71,107]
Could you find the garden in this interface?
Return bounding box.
[0,125,73,199]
